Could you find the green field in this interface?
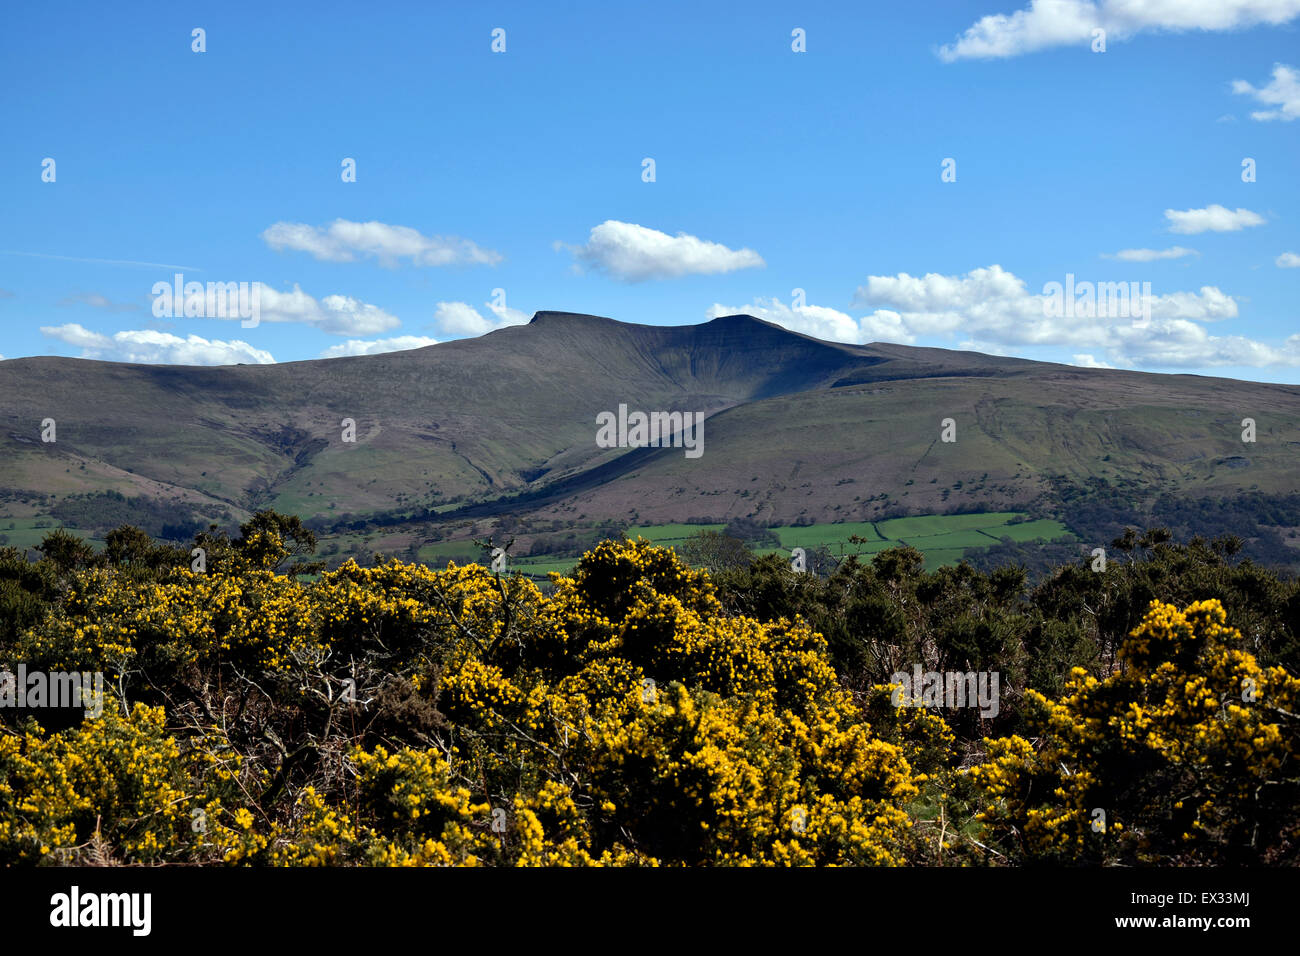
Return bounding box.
[876,512,1024,538]
[500,512,1074,579]
[0,519,100,552]
[773,522,885,549]
[6,510,1070,579]
[512,555,583,577]
[984,518,1073,543]
[649,513,1072,572]
[896,529,1007,551]
[417,540,483,566]
[626,523,727,544]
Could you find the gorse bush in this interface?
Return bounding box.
[970,600,1300,865]
[0,703,195,864]
[0,514,1296,865]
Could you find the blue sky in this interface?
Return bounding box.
[2,0,1298,381]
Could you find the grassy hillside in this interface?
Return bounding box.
[538,361,1300,525]
[3,311,1299,566]
[0,313,893,523]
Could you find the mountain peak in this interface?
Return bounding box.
[702,313,789,333]
[528,311,783,330]
[528,310,616,325]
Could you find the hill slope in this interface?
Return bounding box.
[2,311,1298,540]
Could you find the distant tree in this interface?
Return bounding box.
[722,517,779,549]
[188,510,324,575]
[1111,527,1138,553]
[1212,533,1243,557]
[1137,526,1173,549]
[103,525,157,566]
[0,545,57,643]
[235,510,323,574]
[678,530,754,574]
[35,528,95,574]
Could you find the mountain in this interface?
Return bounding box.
[3,311,1299,547]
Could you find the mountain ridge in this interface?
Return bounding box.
[2,311,1298,544]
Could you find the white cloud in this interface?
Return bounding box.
[938,0,1099,60]
[1072,354,1113,368]
[1103,246,1197,262]
[488,300,530,327]
[1276,251,1300,268]
[853,264,1037,318]
[1164,204,1265,234]
[1232,63,1300,121]
[41,323,109,349]
[262,219,501,267]
[1146,287,1238,321]
[40,324,274,365]
[319,336,440,358]
[1108,322,1298,368]
[563,221,764,282]
[845,264,1292,368]
[434,302,494,337]
[938,0,1300,61]
[707,297,914,344]
[433,298,531,337]
[252,283,401,335]
[851,265,1239,327]
[857,309,916,343]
